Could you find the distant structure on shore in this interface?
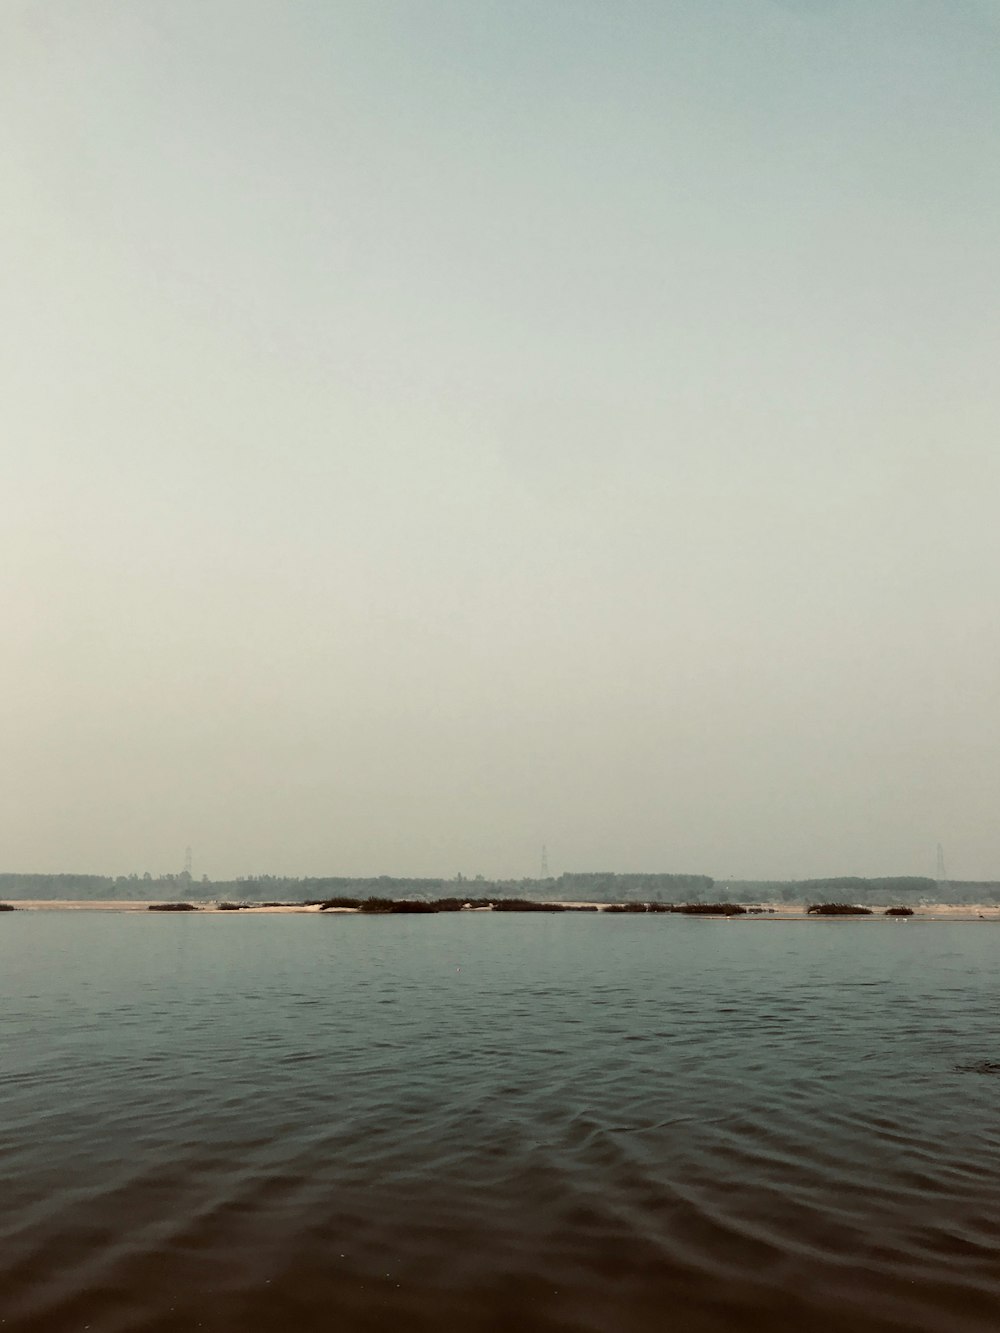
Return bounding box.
[936,843,948,893]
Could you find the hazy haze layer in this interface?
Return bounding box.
[3,1,998,880]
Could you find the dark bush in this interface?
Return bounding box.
[604,903,649,913]
[148,902,200,912]
[428,897,496,911]
[357,898,439,914]
[217,902,244,911]
[673,903,747,915]
[806,903,873,916]
[319,897,363,910]
[0,902,18,911]
[885,906,914,916]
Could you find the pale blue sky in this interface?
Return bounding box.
[3,1,998,880]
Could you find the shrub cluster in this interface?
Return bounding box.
[148,902,200,912]
[362,899,438,914]
[320,896,576,914]
[672,903,747,915]
[427,897,495,911]
[806,903,873,916]
[317,897,757,916]
[884,906,914,916]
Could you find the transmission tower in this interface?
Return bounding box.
[540,844,550,879]
[936,843,947,887]
[183,846,193,881]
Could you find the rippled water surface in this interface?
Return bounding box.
[3,913,1000,1332]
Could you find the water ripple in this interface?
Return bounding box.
[2,914,1000,1332]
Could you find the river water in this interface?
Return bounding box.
[2,911,999,1332]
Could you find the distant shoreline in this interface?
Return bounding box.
[4,899,1000,920]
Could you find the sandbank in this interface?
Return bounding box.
[3,899,1000,919]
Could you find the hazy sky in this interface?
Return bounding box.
[3,0,999,882]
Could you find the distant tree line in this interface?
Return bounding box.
[0,871,716,902]
[1,870,997,906]
[720,877,952,906]
[554,873,715,901]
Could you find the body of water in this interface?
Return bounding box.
[2,912,999,1332]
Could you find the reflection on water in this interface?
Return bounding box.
[2,913,1000,1332]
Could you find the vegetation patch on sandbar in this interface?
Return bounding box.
[672,903,747,915]
[806,903,873,916]
[318,896,579,913]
